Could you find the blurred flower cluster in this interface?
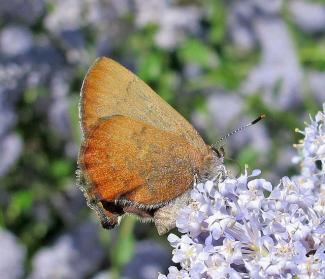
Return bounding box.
[160,105,325,278]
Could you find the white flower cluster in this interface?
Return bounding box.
[160,106,325,279]
[293,105,325,218]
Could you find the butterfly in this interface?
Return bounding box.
[77,57,225,235]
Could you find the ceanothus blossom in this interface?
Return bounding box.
[159,105,325,278]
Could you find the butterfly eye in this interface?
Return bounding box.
[211,146,225,158]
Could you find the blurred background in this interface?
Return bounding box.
[0,0,324,278]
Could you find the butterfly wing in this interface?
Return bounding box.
[79,115,208,228]
[80,115,206,204]
[80,57,206,153]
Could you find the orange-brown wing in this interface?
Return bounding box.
[80,57,206,153]
[79,115,209,207]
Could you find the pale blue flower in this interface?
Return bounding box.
[161,106,325,278]
[0,229,26,279]
[158,266,190,279]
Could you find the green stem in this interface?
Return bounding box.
[110,216,136,278]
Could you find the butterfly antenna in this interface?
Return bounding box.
[211,114,266,150]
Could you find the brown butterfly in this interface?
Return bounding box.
[77,57,225,235]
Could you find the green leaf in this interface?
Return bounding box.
[50,160,73,179]
[237,147,260,168]
[299,43,325,70]
[178,39,218,68]
[206,0,227,44]
[138,52,164,82]
[8,191,34,221]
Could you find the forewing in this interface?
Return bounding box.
[80,57,206,152]
[79,115,208,207]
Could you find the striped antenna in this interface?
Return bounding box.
[211,114,266,150]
